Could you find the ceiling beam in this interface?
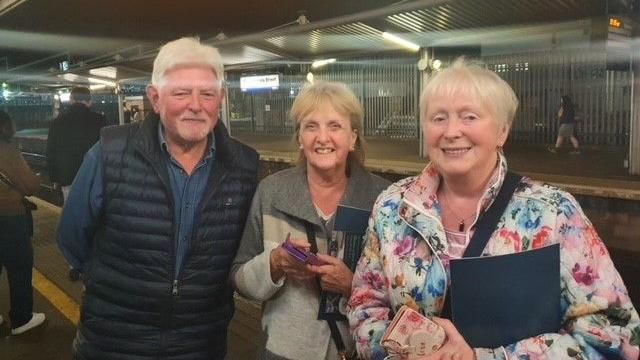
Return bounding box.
[0,0,28,16]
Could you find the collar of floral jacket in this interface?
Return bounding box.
[397,153,510,258]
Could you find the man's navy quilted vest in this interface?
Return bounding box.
[73,116,258,360]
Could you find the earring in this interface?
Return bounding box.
[299,144,304,150]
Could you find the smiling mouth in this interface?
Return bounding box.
[315,148,335,154]
[441,147,471,156]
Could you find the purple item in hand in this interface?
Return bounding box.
[282,233,327,266]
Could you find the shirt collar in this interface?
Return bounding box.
[157,122,216,161]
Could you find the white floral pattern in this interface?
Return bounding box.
[348,155,640,360]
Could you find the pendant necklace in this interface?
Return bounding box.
[440,191,476,232]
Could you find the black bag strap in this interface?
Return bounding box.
[463,171,522,258]
[440,171,522,319]
[304,222,347,354]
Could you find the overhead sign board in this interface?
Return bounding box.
[240,74,279,91]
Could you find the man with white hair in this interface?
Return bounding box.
[57,37,259,359]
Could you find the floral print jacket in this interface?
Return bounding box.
[348,155,640,360]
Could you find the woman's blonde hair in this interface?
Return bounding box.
[290,81,366,166]
[419,57,519,129]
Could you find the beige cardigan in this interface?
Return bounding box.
[0,140,40,216]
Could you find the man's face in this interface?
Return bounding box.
[147,66,224,148]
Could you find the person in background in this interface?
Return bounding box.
[122,102,131,124]
[548,95,580,154]
[349,59,639,360]
[0,110,46,335]
[56,37,259,359]
[232,81,390,360]
[46,86,106,282]
[47,86,106,201]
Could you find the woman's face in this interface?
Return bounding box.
[298,103,357,177]
[423,90,509,180]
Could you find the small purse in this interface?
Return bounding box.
[381,306,446,359]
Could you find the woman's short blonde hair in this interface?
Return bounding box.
[151,37,224,89]
[419,57,519,129]
[290,81,366,165]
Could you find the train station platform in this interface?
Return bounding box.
[231,132,640,200]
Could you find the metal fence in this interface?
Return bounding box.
[226,54,420,138]
[484,50,632,146]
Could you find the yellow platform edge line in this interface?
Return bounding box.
[32,268,80,326]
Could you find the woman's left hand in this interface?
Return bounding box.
[308,254,353,297]
[422,317,476,360]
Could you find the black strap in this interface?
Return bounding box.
[304,222,346,353]
[440,171,522,319]
[462,171,522,258]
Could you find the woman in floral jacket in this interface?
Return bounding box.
[348,59,640,360]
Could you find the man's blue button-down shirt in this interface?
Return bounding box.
[57,123,215,279]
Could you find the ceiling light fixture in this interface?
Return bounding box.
[311,58,336,69]
[88,77,116,87]
[89,66,117,79]
[382,32,420,52]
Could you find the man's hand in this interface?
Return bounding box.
[269,238,315,283]
[422,317,476,360]
[308,254,353,297]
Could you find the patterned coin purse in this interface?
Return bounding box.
[381,305,446,359]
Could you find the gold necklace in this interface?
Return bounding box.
[440,191,477,232]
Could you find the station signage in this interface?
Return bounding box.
[240,74,280,91]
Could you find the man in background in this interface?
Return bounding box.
[46,86,105,281]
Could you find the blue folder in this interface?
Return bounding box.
[334,205,371,272]
[318,205,371,321]
[449,243,561,348]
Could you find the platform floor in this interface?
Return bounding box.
[230,133,640,200]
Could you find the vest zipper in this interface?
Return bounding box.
[172,279,179,296]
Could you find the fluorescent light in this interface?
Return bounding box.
[311,58,336,69]
[88,77,116,87]
[89,66,117,79]
[382,32,420,52]
[60,73,80,82]
[89,84,107,91]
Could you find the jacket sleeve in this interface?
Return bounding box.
[57,143,104,271]
[1,145,40,196]
[478,194,640,360]
[348,202,393,360]
[231,184,285,302]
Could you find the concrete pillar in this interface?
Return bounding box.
[417,48,432,159]
[630,25,640,175]
[116,84,125,125]
[221,79,230,136]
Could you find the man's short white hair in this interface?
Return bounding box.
[151,37,224,88]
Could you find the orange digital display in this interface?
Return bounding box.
[609,17,623,29]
